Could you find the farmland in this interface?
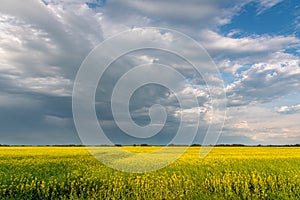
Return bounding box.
[0,146,299,199]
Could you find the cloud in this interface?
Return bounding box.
[0,92,37,107]
[250,132,300,144]
[256,0,283,15]
[223,105,300,144]
[0,0,103,79]
[276,104,300,114]
[226,52,300,106]
[233,120,249,129]
[0,0,105,144]
[200,30,299,60]
[15,76,73,96]
[44,115,72,126]
[98,0,259,39]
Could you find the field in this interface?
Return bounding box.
[0,146,299,199]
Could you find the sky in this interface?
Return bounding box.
[0,0,299,145]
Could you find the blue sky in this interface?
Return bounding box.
[0,0,299,145]
[221,0,299,37]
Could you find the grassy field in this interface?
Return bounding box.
[0,146,299,199]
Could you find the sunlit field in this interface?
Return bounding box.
[0,146,299,199]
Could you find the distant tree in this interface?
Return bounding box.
[231,144,245,147]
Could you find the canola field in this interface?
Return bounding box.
[0,146,299,199]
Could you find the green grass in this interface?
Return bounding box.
[0,146,299,199]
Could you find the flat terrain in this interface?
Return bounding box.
[0,146,299,199]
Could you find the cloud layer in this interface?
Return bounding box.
[0,0,299,145]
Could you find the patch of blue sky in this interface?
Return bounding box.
[86,0,106,9]
[284,48,300,57]
[265,91,300,109]
[236,64,252,75]
[221,72,235,86]
[41,0,48,6]
[220,64,253,86]
[221,0,299,38]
